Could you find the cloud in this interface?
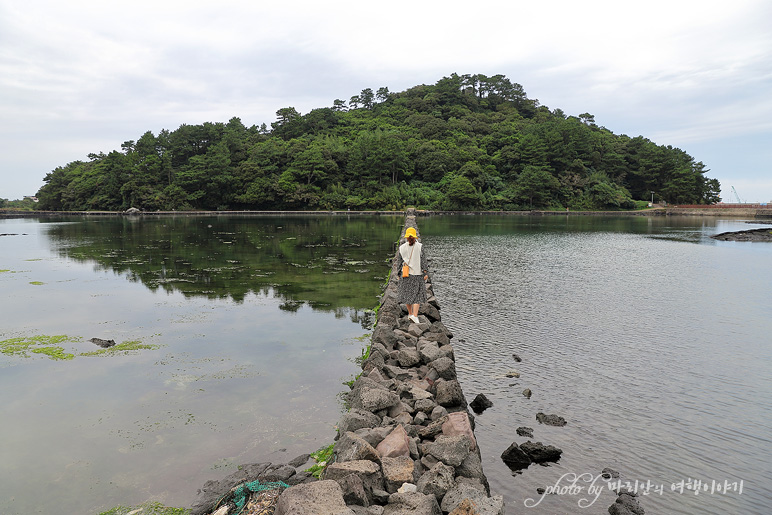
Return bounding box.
[1,0,771,199]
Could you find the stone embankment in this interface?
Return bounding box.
[191,211,502,515]
[296,211,504,514]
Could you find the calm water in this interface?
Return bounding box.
[421,215,772,514]
[0,215,401,515]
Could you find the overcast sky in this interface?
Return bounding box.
[1,0,770,202]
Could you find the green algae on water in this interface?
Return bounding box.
[0,335,78,360]
[99,502,190,515]
[81,340,160,357]
[1,336,160,360]
[29,281,45,285]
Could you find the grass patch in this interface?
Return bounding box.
[0,269,10,273]
[81,340,160,357]
[29,281,45,285]
[305,443,334,479]
[0,335,78,360]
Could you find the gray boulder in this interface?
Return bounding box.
[339,409,383,434]
[275,480,355,515]
[416,462,455,502]
[350,378,401,413]
[398,348,421,367]
[336,473,370,507]
[422,435,471,467]
[383,492,441,515]
[429,357,456,380]
[324,460,384,502]
[434,379,465,407]
[381,455,415,493]
[336,431,380,463]
[373,326,398,348]
[440,482,505,515]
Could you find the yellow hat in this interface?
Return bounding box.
[404,227,417,239]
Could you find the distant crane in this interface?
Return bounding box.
[730,186,745,204]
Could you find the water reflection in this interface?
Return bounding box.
[44,215,401,319]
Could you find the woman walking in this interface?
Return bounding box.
[397,227,428,324]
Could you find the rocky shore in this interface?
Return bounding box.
[711,227,772,241]
[189,210,503,514]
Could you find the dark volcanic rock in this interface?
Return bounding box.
[711,228,772,241]
[288,453,311,468]
[608,492,645,515]
[500,443,532,470]
[516,427,533,438]
[469,393,493,414]
[536,412,567,426]
[520,441,562,463]
[89,338,116,348]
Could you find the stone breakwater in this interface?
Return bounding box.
[190,212,503,515]
[290,213,505,514]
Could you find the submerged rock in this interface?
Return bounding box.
[89,338,116,348]
[536,412,567,427]
[519,441,562,463]
[469,393,493,414]
[608,490,645,515]
[500,443,532,470]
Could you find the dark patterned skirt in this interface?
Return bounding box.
[397,275,427,305]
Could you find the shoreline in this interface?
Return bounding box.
[4,206,772,220]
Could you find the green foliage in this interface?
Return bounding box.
[306,443,335,478]
[36,73,720,211]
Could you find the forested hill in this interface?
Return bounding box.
[36,73,720,212]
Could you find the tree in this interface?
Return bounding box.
[272,107,304,139]
[359,88,375,109]
[445,175,480,209]
[579,113,596,126]
[514,166,560,208]
[376,87,390,102]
